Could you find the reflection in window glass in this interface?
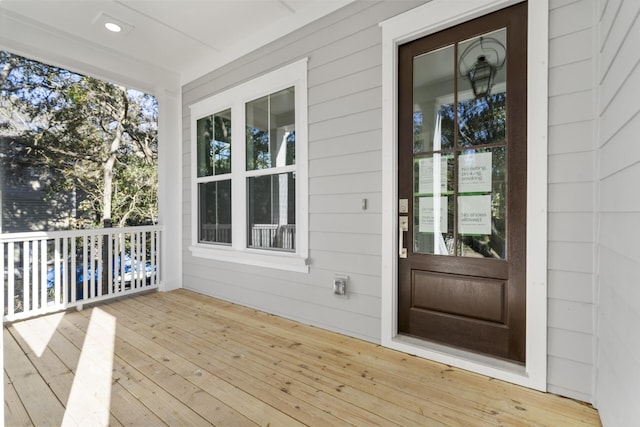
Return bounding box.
[196,109,231,177]
[246,87,295,171]
[413,45,455,153]
[199,180,232,244]
[247,173,296,251]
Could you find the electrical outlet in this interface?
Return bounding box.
[333,274,348,296]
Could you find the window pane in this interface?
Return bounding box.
[247,172,295,251]
[246,87,295,171]
[199,180,231,244]
[196,109,231,177]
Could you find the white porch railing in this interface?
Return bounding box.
[1,225,162,322]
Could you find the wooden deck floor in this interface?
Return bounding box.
[4,289,600,426]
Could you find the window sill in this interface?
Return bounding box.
[189,244,309,273]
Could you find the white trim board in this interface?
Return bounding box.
[380,0,548,391]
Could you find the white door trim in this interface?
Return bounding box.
[380,0,548,391]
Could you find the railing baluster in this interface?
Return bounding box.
[82,235,88,302]
[150,229,156,286]
[40,239,47,311]
[8,242,15,318]
[23,241,30,314]
[107,232,113,296]
[62,237,68,305]
[142,231,147,288]
[71,237,76,304]
[32,240,39,312]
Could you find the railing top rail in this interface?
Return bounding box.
[0,224,164,243]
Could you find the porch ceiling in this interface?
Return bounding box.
[0,0,352,89]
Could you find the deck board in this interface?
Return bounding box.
[4,289,602,426]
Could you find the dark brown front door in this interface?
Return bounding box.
[397,3,527,363]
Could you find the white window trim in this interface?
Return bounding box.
[189,58,309,273]
[380,0,548,391]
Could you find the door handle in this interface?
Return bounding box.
[399,216,408,258]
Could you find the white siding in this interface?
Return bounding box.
[181,1,425,343]
[547,0,598,403]
[595,0,640,425]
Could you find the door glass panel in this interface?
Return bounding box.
[457,147,506,259]
[413,154,454,255]
[457,28,507,147]
[413,45,455,153]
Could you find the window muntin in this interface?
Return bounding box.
[189,59,308,272]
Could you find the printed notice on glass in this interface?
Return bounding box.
[418,157,448,195]
[419,196,448,233]
[459,151,492,193]
[458,195,491,235]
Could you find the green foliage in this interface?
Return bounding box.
[0,51,158,229]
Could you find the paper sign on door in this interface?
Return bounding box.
[459,151,492,193]
[419,196,448,233]
[458,195,491,235]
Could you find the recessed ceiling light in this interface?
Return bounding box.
[93,12,133,35]
[104,22,122,33]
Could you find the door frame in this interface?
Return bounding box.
[380,0,548,391]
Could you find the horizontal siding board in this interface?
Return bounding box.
[548,151,594,183]
[549,0,593,39]
[547,270,594,304]
[310,171,382,195]
[548,182,594,212]
[599,58,640,144]
[547,121,594,155]
[548,90,594,126]
[309,129,381,159]
[310,108,381,141]
[599,9,640,108]
[599,212,640,263]
[310,193,381,214]
[549,59,594,96]
[599,165,640,211]
[310,231,381,256]
[548,328,593,364]
[548,212,594,242]
[549,28,594,67]
[309,150,381,177]
[308,44,381,88]
[547,356,593,400]
[310,213,380,234]
[309,66,381,106]
[599,0,639,79]
[599,113,640,177]
[547,298,593,335]
[309,249,381,277]
[548,241,594,274]
[309,87,381,123]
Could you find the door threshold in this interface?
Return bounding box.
[389,334,537,389]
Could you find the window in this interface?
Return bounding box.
[189,59,308,272]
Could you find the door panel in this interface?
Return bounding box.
[398,3,527,362]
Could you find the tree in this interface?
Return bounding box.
[0,51,158,229]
